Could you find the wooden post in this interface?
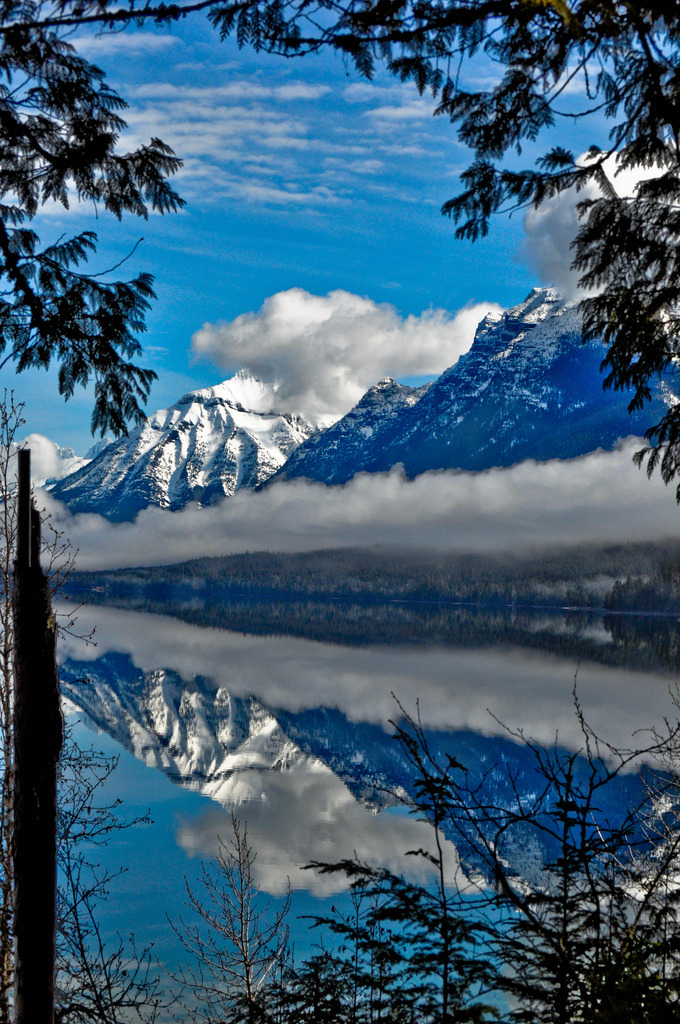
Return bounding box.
[12,449,62,1024]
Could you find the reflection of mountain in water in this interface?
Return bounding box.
[62,653,321,806]
[60,652,653,883]
[60,653,401,809]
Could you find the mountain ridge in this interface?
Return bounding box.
[50,369,319,521]
[273,288,669,484]
[49,287,670,519]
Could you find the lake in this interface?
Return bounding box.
[56,599,680,1006]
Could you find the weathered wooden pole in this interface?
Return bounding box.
[12,449,62,1024]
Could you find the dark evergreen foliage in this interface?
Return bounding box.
[386,703,680,1024]
[606,555,680,614]
[0,0,191,434]
[275,951,348,1024]
[233,701,680,1024]
[307,843,498,1022]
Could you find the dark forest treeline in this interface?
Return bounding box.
[63,541,680,674]
[606,556,680,613]
[66,541,680,610]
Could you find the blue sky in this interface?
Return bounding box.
[3,15,600,450]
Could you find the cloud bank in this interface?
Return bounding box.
[191,288,502,420]
[45,439,680,571]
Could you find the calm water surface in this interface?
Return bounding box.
[58,601,680,984]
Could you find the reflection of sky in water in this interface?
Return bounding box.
[61,603,680,983]
[69,713,443,977]
[67,713,214,972]
[174,764,459,896]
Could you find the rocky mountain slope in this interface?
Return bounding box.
[50,371,318,521]
[270,377,431,486]
[273,288,670,485]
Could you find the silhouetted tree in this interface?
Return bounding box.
[276,950,348,1024]
[0,403,165,1022]
[0,2,196,433]
[307,726,499,1024]
[55,734,166,1024]
[172,815,290,1024]
[391,699,680,1024]
[307,861,498,1024]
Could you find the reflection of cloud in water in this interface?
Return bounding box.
[58,604,677,752]
[176,761,459,896]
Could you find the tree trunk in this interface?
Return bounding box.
[12,449,62,1024]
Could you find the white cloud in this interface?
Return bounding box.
[74,32,180,58]
[175,765,459,895]
[191,288,502,420]
[19,433,63,483]
[120,94,348,209]
[18,433,85,485]
[228,181,338,206]
[115,69,454,214]
[133,81,330,103]
[343,82,394,103]
[521,181,599,299]
[124,102,311,154]
[365,100,434,122]
[344,81,437,124]
[275,83,332,101]
[323,157,384,176]
[522,152,665,299]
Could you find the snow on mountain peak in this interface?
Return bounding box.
[515,286,565,319]
[272,284,668,486]
[49,284,648,516]
[50,370,318,520]
[180,369,280,415]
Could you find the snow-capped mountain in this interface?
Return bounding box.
[269,377,431,486]
[50,371,318,521]
[51,287,672,515]
[273,288,670,485]
[37,445,88,486]
[60,653,316,806]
